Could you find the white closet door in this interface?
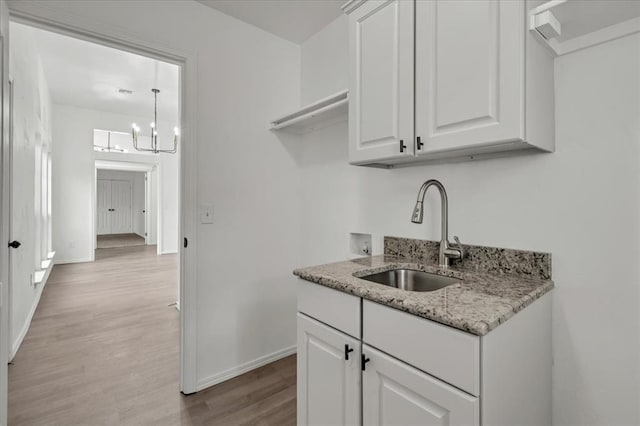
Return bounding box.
[110,180,132,234]
[96,179,112,235]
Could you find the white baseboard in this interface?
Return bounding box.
[55,256,93,265]
[159,250,178,255]
[10,254,55,361]
[196,345,297,392]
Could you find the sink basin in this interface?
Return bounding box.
[359,269,459,292]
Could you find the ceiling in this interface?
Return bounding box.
[197,0,344,44]
[11,22,179,122]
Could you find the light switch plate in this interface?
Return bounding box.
[200,203,214,224]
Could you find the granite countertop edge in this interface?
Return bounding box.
[293,256,554,336]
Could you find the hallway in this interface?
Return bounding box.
[8,246,296,425]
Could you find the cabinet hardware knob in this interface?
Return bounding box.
[400,139,406,153]
[361,354,371,371]
[417,136,423,150]
[344,344,354,360]
[8,240,21,249]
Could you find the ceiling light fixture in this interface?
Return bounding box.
[131,88,178,154]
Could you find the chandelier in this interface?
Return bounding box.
[131,88,179,154]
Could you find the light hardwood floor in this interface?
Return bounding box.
[96,233,146,249]
[8,245,296,425]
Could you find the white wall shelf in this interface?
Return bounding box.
[270,90,348,134]
[530,0,640,56]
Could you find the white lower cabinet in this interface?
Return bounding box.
[297,280,552,426]
[362,344,479,426]
[297,313,361,426]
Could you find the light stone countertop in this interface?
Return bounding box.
[293,254,554,336]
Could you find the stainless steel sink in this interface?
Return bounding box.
[359,269,459,292]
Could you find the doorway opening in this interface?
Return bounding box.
[96,169,148,249]
[5,18,191,423]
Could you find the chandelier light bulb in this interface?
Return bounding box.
[150,122,155,128]
[132,123,137,129]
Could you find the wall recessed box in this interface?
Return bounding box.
[269,90,348,134]
[343,0,556,167]
[349,232,372,257]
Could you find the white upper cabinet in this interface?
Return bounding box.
[344,0,555,166]
[415,0,522,154]
[347,0,415,164]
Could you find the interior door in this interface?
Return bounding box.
[0,0,11,422]
[96,179,111,235]
[415,0,523,154]
[348,0,414,164]
[110,180,132,234]
[362,344,479,426]
[297,313,361,426]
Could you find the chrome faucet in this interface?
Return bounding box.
[411,179,464,268]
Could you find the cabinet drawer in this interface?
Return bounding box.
[363,300,479,396]
[297,279,360,338]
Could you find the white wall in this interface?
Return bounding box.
[52,104,179,262]
[18,0,302,390]
[132,172,145,237]
[300,18,640,426]
[96,169,146,237]
[300,15,347,105]
[9,22,53,357]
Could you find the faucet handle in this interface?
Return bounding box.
[452,236,464,259]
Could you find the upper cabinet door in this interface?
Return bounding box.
[362,344,479,426]
[415,0,525,155]
[297,313,361,426]
[348,0,414,164]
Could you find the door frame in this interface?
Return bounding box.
[8,6,199,394]
[0,1,11,422]
[94,161,154,242]
[6,75,12,359]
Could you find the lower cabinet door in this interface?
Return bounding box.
[362,344,479,426]
[297,313,361,426]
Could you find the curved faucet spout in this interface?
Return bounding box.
[410,179,462,268]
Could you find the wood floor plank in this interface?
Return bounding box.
[96,234,146,249]
[8,245,296,425]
